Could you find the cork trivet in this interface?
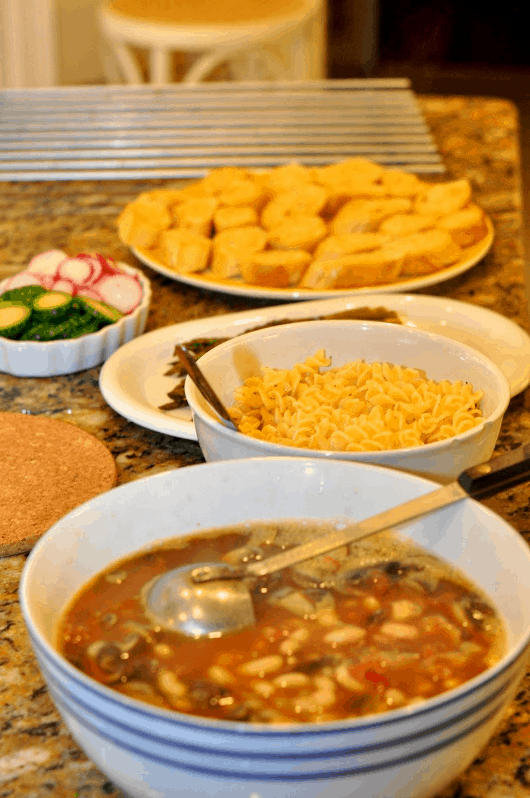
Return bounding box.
[0,412,117,557]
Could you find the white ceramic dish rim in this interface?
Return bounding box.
[0,262,151,375]
[98,292,529,443]
[186,319,512,461]
[19,457,530,738]
[131,217,493,301]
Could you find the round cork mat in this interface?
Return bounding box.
[0,413,117,557]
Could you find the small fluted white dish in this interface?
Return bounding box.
[186,319,511,482]
[0,263,151,377]
[20,457,530,798]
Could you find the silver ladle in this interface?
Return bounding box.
[142,443,530,639]
[175,344,237,431]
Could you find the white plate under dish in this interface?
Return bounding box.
[99,293,530,442]
[131,218,493,301]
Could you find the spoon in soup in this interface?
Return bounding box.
[174,344,238,431]
[142,443,530,639]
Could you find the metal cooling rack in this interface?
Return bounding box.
[0,78,444,181]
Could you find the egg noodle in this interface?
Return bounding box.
[229,351,484,452]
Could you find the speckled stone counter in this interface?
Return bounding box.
[1,95,530,798]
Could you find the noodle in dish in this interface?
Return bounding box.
[229,351,484,452]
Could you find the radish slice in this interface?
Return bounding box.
[3,271,54,291]
[2,251,143,315]
[94,274,142,313]
[2,272,42,290]
[57,257,94,286]
[75,287,103,302]
[82,258,103,283]
[27,249,67,276]
[52,278,77,294]
[100,256,120,274]
[77,256,103,285]
[78,252,119,275]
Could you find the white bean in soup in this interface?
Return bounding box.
[56,520,504,724]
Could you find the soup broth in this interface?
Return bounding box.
[56,521,504,724]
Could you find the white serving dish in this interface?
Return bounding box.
[0,263,151,377]
[99,292,530,441]
[186,319,511,482]
[20,457,530,798]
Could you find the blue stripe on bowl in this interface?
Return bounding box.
[42,653,512,762]
[50,684,506,782]
[28,627,528,741]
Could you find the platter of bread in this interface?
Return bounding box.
[117,159,493,300]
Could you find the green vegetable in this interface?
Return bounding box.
[0,301,32,338]
[20,321,67,341]
[32,291,75,321]
[20,314,99,341]
[61,316,99,338]
[1,286,121,342]
[0,285,47,305]
[78,297,123,326]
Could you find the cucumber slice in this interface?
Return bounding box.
[0,285,47,305]
[22,324,56,341]
[0,301,32,338]
[78,297,123,326]
[20,314,99,341]
[67,321,99,338]
[21,314,73,341]
[60,315,99,338]
[32,291,74,321]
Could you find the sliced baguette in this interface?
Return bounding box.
[386,230,462,276]
[301,248,404,290]
[160,229,212,274]
[437,204,488,247]
[239,250,311,287]
[331,198,412,235]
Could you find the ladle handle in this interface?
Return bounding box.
[458,442,530,499]
[244,444,530,578]
[243,481,467,579]
[192,445,530,585]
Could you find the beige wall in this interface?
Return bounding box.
[55,0,107,85]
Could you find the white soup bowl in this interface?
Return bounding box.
[20,456,530,798]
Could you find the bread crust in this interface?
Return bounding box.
[438,204,488,248]
[160,229,212,273]
[302,248,404,290]
[211,226,267,278]
[240,250,311,287]
[386,230,462,276]
[330,198,412,235]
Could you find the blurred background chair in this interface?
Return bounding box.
[98,0,326,84]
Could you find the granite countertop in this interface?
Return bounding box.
[1,94,530,797]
